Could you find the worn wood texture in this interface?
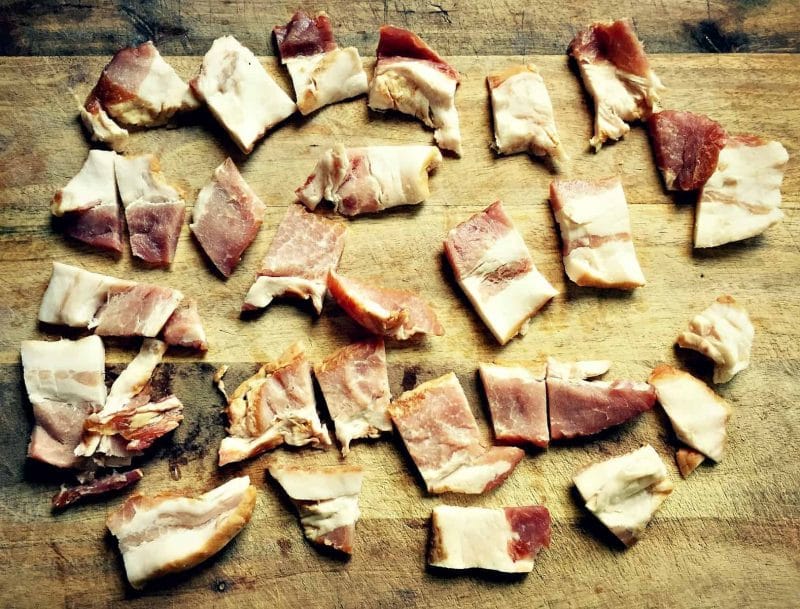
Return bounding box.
[1,0,800,56]
[0,54,799,608]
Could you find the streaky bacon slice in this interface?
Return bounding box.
[444,201,557,344]
[93,283,183,337]
[569,19,664,150]
[648,110,726,191]
[114,154,186,265]
[218,343,331,466]
[676,295,754,383]
[369,25,462,155]
[107,475,256,589]
[274,11,368,115]
[478,363,548,447]
[388,373,523,494]
[52,468,143,510]
[243,204,346,314]
[269,464,364,554]
[694,135,788,248]
[549,176,646,289]
[162,299,208,351]
[296,145,442,216]
[429,505,550,573]
[314,339,392,455]
[676,446,706,478]
[327,271,443,340]
[191,158,266,277]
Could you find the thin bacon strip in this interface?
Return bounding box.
[52,469,143,510]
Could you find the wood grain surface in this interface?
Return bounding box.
[0,52,799,608]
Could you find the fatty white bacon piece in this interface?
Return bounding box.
[162,300,209,351]
[274,11,368,115]
[191,36,296,153]
[676,295,754,383]
[549,176,646,289]
[487,65,567,163]
[243,204,346,314]
[369,25,462,155]
[191,158,266,277]
[107,475,256,589]
[429,505,551,573]
[649,365,731,463]
[388,373,524,494]
[694,135,788,248]
[573,444,673,547]
[296,145,442,216]
[478,363,548,447]
[21,336,107,469]
[569,19,664,151]
[314,339,392,455]
[444,201,557,344]
[219,343,331,466]
[114,154,186,266]
[269,464,364,554]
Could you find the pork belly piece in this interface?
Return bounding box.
[649,365,731,462]
[314,339,392,455]
[191,36,296,153]
[675,446,706,478]
[487,65,566,163]
[20,336,107,469]
[269,464,365,554]
[694,135,788,248]
[369,25,462,155]
[93,283,183,337]
[296,145,442,216]
[546,357,655,441]
[107,475,256,589]
[51,149,124,253]
[114,154,186,265]
[274,11,368,115]
[574,445,672,546]
[676,295,754,383]
[429,505,550,573]
[648,110,726,191]
[328,271,443,340]
[388,373,524,494]
[478,363,548,447]
[162,299,209,351]
[243,204,346,313]
[53,468,143,510]
[191,158,266,277]
[549,176,646,289]
[444,200,557,344]
[219,343,331,466]
[569,19,664,150]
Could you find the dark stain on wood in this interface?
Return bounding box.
[401,366,419,391]
[686,20,750,53]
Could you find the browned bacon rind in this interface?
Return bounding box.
[676,446,706,478]
[274,11,337,59]
[52,469,143,510]
[377,25,459,80]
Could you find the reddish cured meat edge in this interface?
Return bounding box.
[274,11,337,59]
[376,25,460,80]
[480,367,549,448]
[52,469,143,510]
[504,506,551,562]
[62,204,125,254]
[162,300,208,351]
[569,19,650,77]
[126,201,185,265]
[84,42,156,110]
[93,284,180,336]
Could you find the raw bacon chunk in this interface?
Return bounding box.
[444,201,557,344]
[85,395,184,453]
[648,110,726,191]
[269,464,365,554]
[388,373,523,494]
[676,295,754,383]
[274,12,368,115]
[191,36,296,153]
[114,154,186,265]
[429,505,550,573]
[487,65,567,162]
[296,145,442,216]
[162,300,209,351]
[52,469,143,510]
[546,357,655,440]
[675,446,706,478]
[243,204,346,313]
[549,176,646,289]
[694,135,788,248]
[191,158,266,277]
[314,339,392,455]
[478,363,548,447]
[107,476,256,589]
[574,444,673,546]
[51,149,124,253]
[93,284,183,337]
[327,271,443,340]
[80,99,129,151]
[569,19,664,150]
[218,343,331,466]
[649,365,731,462]
[369,25,462,155]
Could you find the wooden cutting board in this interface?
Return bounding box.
[0,54,798,608]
